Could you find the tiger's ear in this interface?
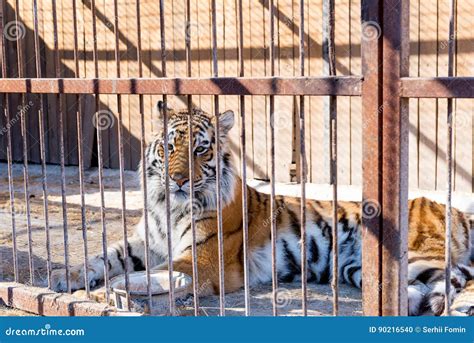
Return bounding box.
[218,110,234,134]
[155,101,172,129]
[156,100,169,118]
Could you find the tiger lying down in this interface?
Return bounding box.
[50,102,474,316]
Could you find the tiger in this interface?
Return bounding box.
[50,101,474,316]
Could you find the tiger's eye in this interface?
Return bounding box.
[167,143,174,152]
[195,146,206,154]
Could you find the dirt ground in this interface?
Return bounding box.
[0,162,364,316]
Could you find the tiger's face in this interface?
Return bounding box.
[145,101,236,208]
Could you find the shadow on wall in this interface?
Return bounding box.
[0,0,141,170]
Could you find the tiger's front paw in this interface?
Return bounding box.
[50,267,86,292]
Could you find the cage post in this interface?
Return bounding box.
[380,0,410,316]
[360,0,383,316]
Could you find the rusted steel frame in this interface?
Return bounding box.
[72,0,90,299]
[14,0,34,285]
[444,0,456,316]
[237,0,250,316]
[400,77,474,98]
[135,0,153,313]
[381,0,409,316]
[0,283,139,316]
[268,0,278,317]
[90,0,109,303]
[211,0,226,317]
[0,1,18,282]
[113,0,131,310]
[323,0,338,316]
[159,0,175,316]
[32,0,51,288]
[0,76,363,96]
[298,0,308,317]
[185,0,199,316]
[51,0,70,294]
[361,0,383,316]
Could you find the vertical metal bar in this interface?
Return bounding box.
[237,0,250,316]
[211,0,225,317]
[51,0,70,293]
[0,1,18,282]
[298,0,308,317]
[361,0,383,316]
[268,0,278,317]
[32,0,51,288]
[91,0,109,304]
[68,0,90,298]
[113,0,131,310]
[381,0,409,316]
[14,0,34,285]
[185,0,199,316]
[159,0,175,316]
[444,0,456,316]
[135,0,153,313]
[323,0,338,316]
[72,0,90,298]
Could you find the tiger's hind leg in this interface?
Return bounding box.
[410,264,474,316]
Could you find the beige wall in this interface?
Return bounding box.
[3,0,473,193]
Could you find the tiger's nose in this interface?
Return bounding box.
[171,173,189,187]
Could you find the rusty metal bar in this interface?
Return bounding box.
[159,0,174,316]
[400,77,474,98]
[361,0,383,316]
[237,0,250,316]
[211,0,226,317]
[0,1,18,282]
[72,0,90,299]
[14,0,34,285]
[268,0,278,317]
[113,0,131,310]
[323,0,339,316]
[185,0,199,316]
[381,0,409,316]
[90,0,109,303]
[0,77,362,96]
[444,0,457,316]
[135,0,153,314]
[32,0,51,289]
[51,0,70,293]
[298,0,308,317]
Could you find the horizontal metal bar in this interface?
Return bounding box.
[0,76,362,96]
[401,77,474,98]
[0,282,139,316]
